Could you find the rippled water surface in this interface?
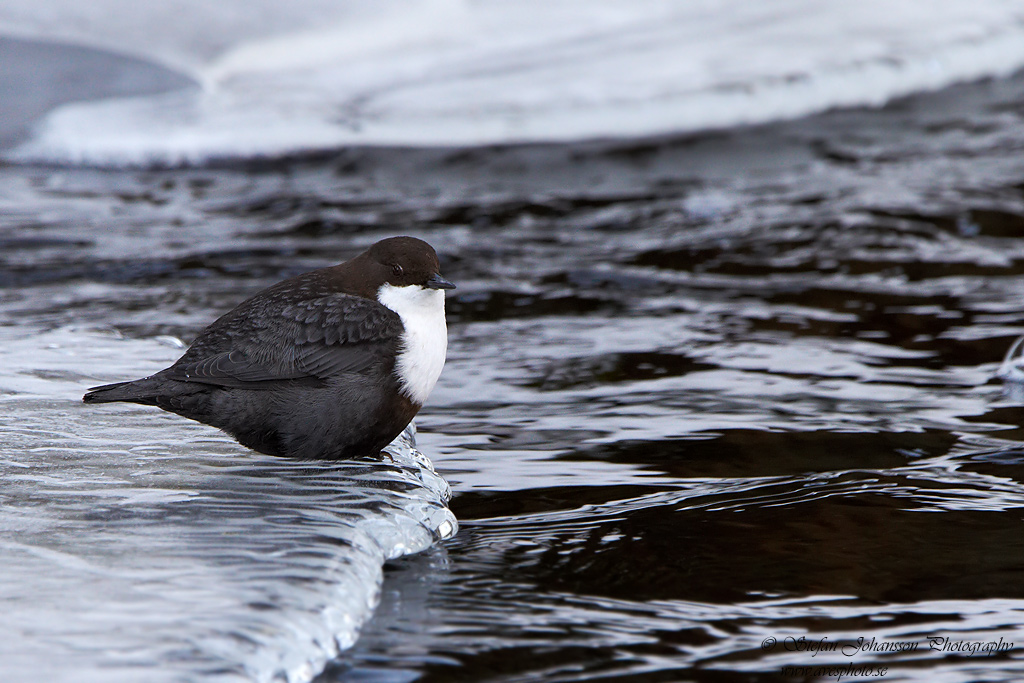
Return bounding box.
[5,71,1024,681]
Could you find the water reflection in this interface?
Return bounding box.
[341,436,1024,680]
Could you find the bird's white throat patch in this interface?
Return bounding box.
[376,283,448,405]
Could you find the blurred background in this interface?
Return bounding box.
[4,2,1024,682]
[4,0,1024,162]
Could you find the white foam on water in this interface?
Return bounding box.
[2,0,1024,164]
[0,326,457,683]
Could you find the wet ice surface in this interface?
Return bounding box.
[6,72,1024,680]
[0,330,455,683]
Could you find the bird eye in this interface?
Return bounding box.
[392,264,403,277]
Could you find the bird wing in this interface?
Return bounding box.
[161,293,402,388]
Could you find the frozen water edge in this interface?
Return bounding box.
[5,0,1024,164]
[0,327,457,683]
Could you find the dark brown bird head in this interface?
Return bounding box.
[337,236,455,299]
[366,236,455,291]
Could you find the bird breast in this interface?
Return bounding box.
[376,284,448,405]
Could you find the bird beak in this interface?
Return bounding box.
[426,273,456,290]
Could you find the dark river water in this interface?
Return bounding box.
[5,70,1024,682]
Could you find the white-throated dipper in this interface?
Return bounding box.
[83,236,455,460]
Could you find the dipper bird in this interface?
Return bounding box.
[83,236,455,460]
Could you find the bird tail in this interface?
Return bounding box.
[83,378,161,405]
